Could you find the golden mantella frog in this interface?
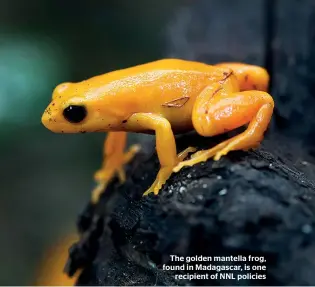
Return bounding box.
[41,59,274,203]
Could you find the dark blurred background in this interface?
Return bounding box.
[0,0,314,285]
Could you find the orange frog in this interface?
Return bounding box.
[42,59,274,203]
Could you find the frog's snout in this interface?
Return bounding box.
[41,109,51,129]
[41,103,84,133]
[41,104,59,132]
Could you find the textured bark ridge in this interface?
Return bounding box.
[64,131,315,286]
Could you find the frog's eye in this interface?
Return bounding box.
[63,105,87,123]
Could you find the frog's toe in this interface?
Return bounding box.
[173,152,209,173]
[117,167,126,183]
[94,168,112,182]
[123,144,141,164]
[91,181,108,204]
[143,165,174,196]
[213,150,227,161]
[177,146,197,160]
[142,184,156,196]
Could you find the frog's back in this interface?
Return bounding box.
[85,59,216,85]
[81,59,218,133]
[135,58,214,73]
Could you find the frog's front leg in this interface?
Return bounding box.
[126,113,196,196]
[92,131,140,204]
[173,83,274,172]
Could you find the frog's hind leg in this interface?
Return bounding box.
[92,131,140,204]
[173,88,274,173]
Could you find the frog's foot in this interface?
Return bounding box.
[91,144,141,204]
[172,141,228,173]
[142,146,196,196]
[173,134,261,173]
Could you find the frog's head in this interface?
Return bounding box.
[41,82,123,133]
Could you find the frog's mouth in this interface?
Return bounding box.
[41,109,81,134]
[41,111,59,133]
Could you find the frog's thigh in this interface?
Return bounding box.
[193,89,274,154]
[174,90,274,172]
[127,113,178,166]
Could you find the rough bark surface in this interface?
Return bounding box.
[65,132,315,286]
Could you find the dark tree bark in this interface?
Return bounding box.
[65,132,315,286]
[269,0,315,147]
